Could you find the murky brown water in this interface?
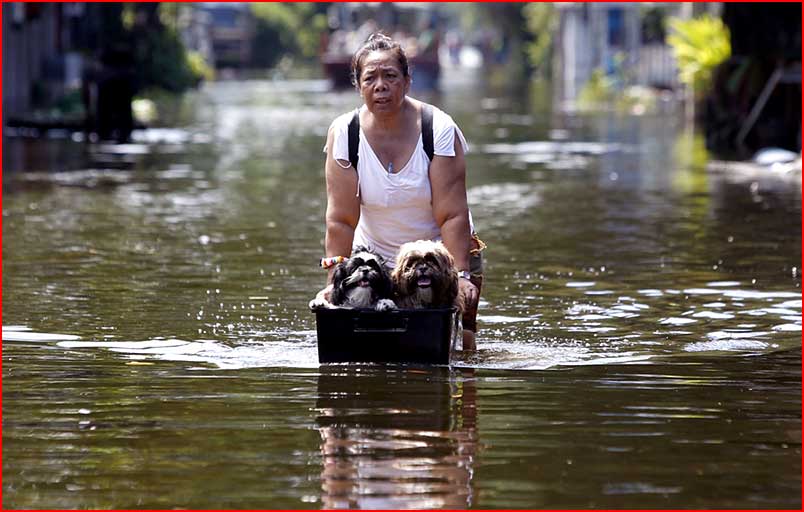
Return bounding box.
[3,75,801,508]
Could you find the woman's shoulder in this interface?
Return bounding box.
[329,108,362,133]
[413,98,453,120]
[412,99,468,154]
[427,104,460,135]
[325,108,361,156]
[329,111,352,130]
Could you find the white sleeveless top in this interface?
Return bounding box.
[324,103,473,267]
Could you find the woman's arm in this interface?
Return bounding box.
[324,126,360,285]
[429,132,478,305]
[430,131,471,272]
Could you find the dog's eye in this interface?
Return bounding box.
[424,254,438,265]
[351,258,364,266]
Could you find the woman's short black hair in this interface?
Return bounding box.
[350,32,410,88]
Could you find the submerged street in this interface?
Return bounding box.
[3,76,801,508]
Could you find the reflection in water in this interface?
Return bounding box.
[316,367,478,509]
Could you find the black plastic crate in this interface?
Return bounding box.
[315,307,457,364]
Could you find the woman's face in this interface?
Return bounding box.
[358,50,410,115]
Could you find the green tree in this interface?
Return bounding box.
[522,3,557,78]
[123,3,208,93]
[666,14,731,98]
[250,3,329,68]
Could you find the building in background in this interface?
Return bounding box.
[550,4,726,107]
[321,2,442,90]
[3,3,87,121]
[552,2,641,108]
[4,3,141,141]
[196,3,255,71]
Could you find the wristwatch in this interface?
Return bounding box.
[457,270,472,280]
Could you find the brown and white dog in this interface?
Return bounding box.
[391,240,462,312]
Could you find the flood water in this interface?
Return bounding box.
[3,74,801,508]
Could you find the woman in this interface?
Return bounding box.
[316,32,484,350]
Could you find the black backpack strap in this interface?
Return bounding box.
[349,105,432,167]
[421,103,434,161]
[347,108,360,170]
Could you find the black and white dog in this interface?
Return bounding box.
[310,247,397,311]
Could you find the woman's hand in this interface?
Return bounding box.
[458,277,478,309]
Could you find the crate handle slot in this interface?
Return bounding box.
[353,315,409,333]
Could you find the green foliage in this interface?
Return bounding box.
[158,3,183,30]
[121,3,136,31]
[54,89,85,118]
[134,26,197,93]
[125,4,216,94]
[250,3,329,68]
[299,12,329,58]
[186,51,215,83]
[522,3,557,76]
[577,68,617,109]
[666,15,731,97]
[251,18,287,69]
[577,69,659,115]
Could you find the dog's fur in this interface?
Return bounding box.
[391,240,461,311]
[310,247,396,311]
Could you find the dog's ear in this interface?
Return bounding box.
[433,244,458,308]
[434,243,455,268]
[377,266,394,299]
[429,266,459,308]
[390,253,410,295]
[445,269,460,308]
[329,260,350,305]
